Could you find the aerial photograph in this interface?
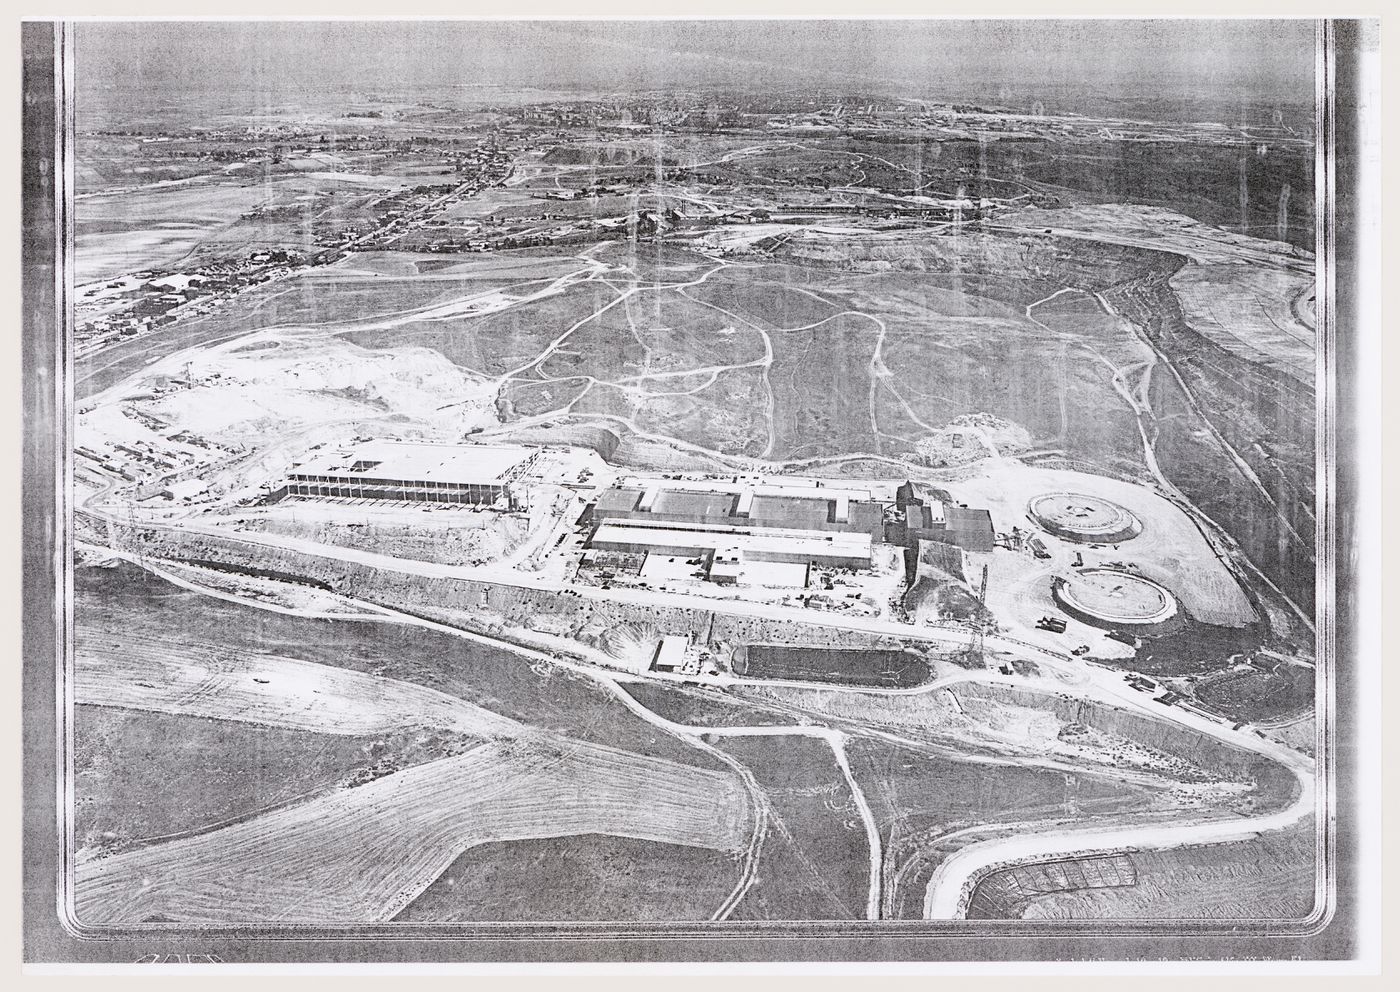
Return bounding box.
[62,19,1320,929]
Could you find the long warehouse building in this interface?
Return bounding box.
[590,480,887,540]
[589,521,873,570]
[284,440,539,505]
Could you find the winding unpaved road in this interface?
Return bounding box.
[76,230,1318,924]
[1025,287,1314,636]
[82,537,1313,924]
[602,681,885,922]
[922,745,1315,918]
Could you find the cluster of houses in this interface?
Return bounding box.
[76,250,306,353]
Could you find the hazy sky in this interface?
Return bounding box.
[75,19,1316,111]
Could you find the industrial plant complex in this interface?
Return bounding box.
[262,437,1206,683]
[57,20,1325,937]
[269,439,1022,596]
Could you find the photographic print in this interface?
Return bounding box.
[19,16,1376,966]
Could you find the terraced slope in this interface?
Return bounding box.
[76,738,752,924]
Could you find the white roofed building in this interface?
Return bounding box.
[284,439,539,506]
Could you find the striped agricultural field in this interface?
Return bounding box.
[75,737,751,924]
[75,628,520,739]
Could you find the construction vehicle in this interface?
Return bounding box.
[1036,616,1067,633]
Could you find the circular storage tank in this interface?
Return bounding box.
[1052,568,1178,629]
[1028,492,1143,544]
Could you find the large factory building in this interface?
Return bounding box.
[590,479,886,539]
[889,481,995,553]
[284,440,539,506]
[589,520,873,570]
[583,478,882,584]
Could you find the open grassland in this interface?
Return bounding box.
[75,620,520,739]
[824,274,1028,322]
[765,228,1163,304]
[847,738,1163,920]
[75,738,752,924]
[291,255,592,332]
[321,250,585,282]
[73,705,476,862]
[1029,288,1135,343]
[349,278,621,377]
[1114,275,1316,620]
[624,285,769,366]
[1169,263,1315,388]
[721,735,871,921]
[501,375,593,417]
[631,367,770,457]
[76,173,468,283]
[596,241,719,285]
[76,182,271,284]
[710,136,1310,248]
[75,133,224,193]
[566,382,639,421]
[87,219,1184,491]
[216,253,577,332]
[535,286,766,382]
[997,203,1312,268]
[882,326,1140,465]
[620,681,797,729]
[77,561,725,771]
[395,834,741,922]
[992,141,1312,250]
[1100,255,1314,611]
[732,679,1285,812]
[77,254,580,400]
[535,303,650,380]
[766,312,881,459]
[684,263,842,328]
[628,233,1164,467]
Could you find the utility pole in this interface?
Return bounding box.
[972,562,990,668]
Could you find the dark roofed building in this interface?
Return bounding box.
[654,489,740,519]
[748,494,884,539]
[943,505,995,553]
[589,482,885,540]
[594,486,644,515]
[891,481,995,553]
[896,480,953,508]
